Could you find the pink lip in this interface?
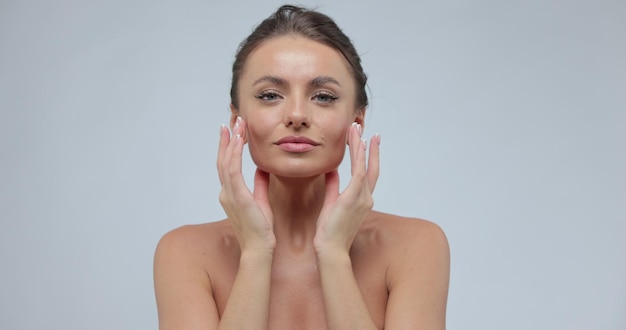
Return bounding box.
[275,136,319,152]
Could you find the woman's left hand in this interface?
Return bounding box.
[313,122,380,256]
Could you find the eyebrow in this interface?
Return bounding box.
[311,76,341,87]
[252,75,287,87]
[251,75,342,88]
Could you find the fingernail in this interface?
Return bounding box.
[234,117,241,131]
[362,138,367,149]
[375,133,381,145]
[235,134,241,141]
[357,123,362,136]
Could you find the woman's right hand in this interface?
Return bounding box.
[217,116,276,253]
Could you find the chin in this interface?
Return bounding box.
[253,155,344,178]
[258,164,337,179]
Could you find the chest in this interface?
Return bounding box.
[268,261,328,329]
[212,253,388,329]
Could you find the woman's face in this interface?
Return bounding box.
[233,35,364,178]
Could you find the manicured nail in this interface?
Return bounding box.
[375,133,381,145]
[362,138,367,149]
[235,134,241,141]
[233,117,241,132]
[357,124,362,136]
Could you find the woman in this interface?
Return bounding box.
[154,5,449,329]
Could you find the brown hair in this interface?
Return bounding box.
[230,5,368,110]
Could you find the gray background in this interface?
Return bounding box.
[1,0,624,329]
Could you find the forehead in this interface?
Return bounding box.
[241,35,354,86]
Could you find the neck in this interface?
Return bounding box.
[268,174,326,252]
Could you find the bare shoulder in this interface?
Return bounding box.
[354,210,450,280]
[155,219,238,262]
[153,219,238,291]
[359,210,449,256]
[362,211,450,328]
[153,220,237,329]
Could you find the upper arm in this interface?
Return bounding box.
[154,226,220,330]
[384,221,450,329]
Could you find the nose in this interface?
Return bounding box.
[284,98,310,128]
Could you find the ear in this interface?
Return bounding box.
[347,108,366,145]
[229,104,239,130]
[229,104,248,143]
[354,108,366,128]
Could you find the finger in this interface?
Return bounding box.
[225,117,247,192]
[220,117,243,189]
[348,123,363,176]
[346,123,356,167]
[367,134,381,192]
[356,136,367,179]
[343,136,367,199]
[217,124,230,184]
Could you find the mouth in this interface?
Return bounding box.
[275,136,320,152]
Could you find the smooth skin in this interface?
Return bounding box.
[154,36,450,329]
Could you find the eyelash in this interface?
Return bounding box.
[312,91,339,104]
[255,91,282,102]
[254,91,339,105]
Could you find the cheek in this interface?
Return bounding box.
[243,113,271,141]
[321,121,351,163]
[244,122,273,167]
[320,116,351,144]
[245,125,265,153]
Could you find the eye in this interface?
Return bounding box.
[312,92,338,104]
[256,91,282,103]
